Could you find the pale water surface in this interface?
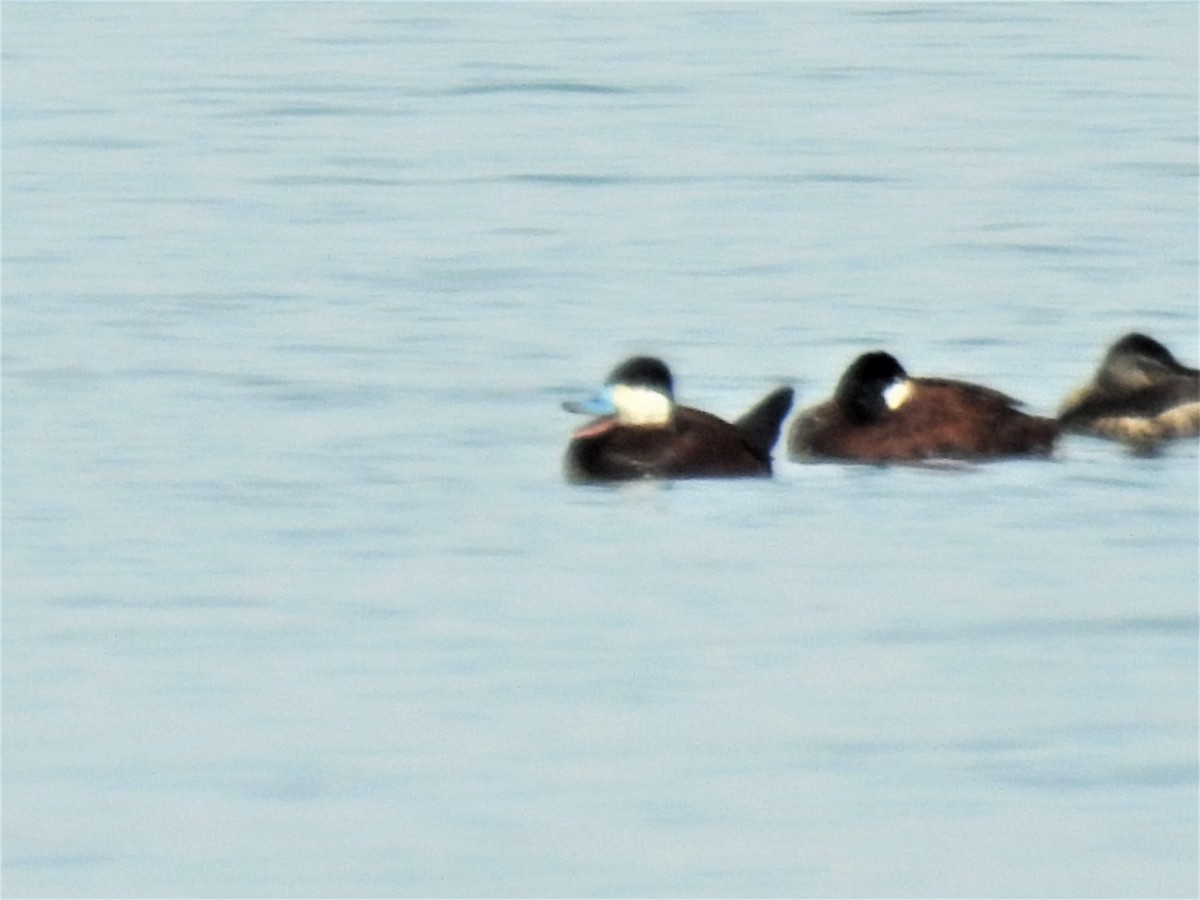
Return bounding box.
[3,4,1198,898]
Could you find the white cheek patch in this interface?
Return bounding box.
[611,383,672,425]
[883,378,914,411]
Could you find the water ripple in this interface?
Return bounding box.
[870,614,1197,645]
[443,80,637,97]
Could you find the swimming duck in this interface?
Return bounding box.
[562,356,794,482]
[788,351,1058,462]
[1058,333,1200,449]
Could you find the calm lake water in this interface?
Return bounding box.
[3,3,1197,897]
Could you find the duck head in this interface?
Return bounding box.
[834,351,915,424]
[563,356,675,426]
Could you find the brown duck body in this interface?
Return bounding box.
[790,373,1058,463]
[1058,334,1200,449]
[565,387,794,483]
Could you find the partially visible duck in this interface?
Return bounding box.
[562,356,794,483]
[788,351,1057,462]
[1058,332,1200,450]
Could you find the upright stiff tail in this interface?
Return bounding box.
[735,386,795,456]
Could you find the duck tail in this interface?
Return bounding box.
[735,386,795,455]
[1000,414,1060,457]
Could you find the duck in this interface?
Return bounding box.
[1058,333,1200,450]
[562,356,794,483]
[788,350,1058,462]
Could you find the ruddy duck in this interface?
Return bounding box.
[562,356,794,483]
[788,351,1058,462]
[1058,333,1200,450]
